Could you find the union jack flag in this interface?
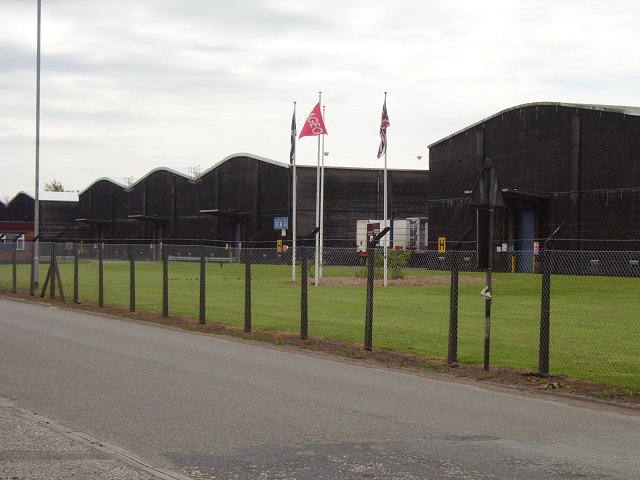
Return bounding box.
[377,99,390,159]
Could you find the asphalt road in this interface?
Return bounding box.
[1,297,639,479]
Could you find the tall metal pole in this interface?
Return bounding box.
[383,92,388,287]
[291,101,297,283]
[34,0,42,287]
[314,91,322,286]
[319,105,326,280]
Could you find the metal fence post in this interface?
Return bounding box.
[448,251,459,364]
[537,224,563,377]
[299,229,319,340]
[129,244,135,312]
[49,243,56,300]
[538,249,552,376]
[199,246,206,324]
[12,241,17,293]
[244,261,251,332]
[300,249,308,339]
[98,243,104,307]
[54,244,65,303]
[73,243,79,304]
[483,208,494,371]
[30,240,36,296]
[364,246,375,351]
[39,252,52,298]
[363,227,390,351]
[162,245,168,317]
[447,226,473,365]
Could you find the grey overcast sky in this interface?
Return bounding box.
[1,0,639,200]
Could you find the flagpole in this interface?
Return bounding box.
[383,92,388,287]
[314,91,321,286]
[291,101,297,283]
[319,105,326,280]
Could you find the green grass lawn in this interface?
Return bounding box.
[1,260,638,389]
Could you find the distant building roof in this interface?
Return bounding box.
[428,102,640,148]
[8,191,79,204]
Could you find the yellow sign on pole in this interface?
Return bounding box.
[438,236,447,253]
[277,239,283,253]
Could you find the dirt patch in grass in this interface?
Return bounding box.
[2,289,638,409]
[297,275,485,287]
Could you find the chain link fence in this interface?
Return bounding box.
[0,242,637,389]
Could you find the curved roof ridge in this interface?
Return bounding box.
[428,101,640,148]
[200,152,289,177]
[78,154,287,196]
[128,166,193,189]
[7,191,32,204]
[78,177,128,196]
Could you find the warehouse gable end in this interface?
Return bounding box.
[427,101,640,254]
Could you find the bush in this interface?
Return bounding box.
[356,250,410,279]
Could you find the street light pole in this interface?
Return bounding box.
[34,0,42,287]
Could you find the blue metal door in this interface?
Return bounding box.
[515,210,535,273]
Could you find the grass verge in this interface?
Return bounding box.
[1,260,638,395]
[0,288,638,408]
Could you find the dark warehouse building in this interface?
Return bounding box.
[0,191,79,241]
[0,192,79,262]
[3,101,640,262]
[72,155,295,246]
[296,165,428,246]
[427,102,640,265]
[5,154,428,249]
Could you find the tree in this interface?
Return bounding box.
[44,179,65,192]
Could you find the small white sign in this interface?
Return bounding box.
[480,286,492,299]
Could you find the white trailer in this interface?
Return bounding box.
[356,218,427,253]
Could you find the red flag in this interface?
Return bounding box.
[299,102,327,139]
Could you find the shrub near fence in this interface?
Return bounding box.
[0,242,638,389]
